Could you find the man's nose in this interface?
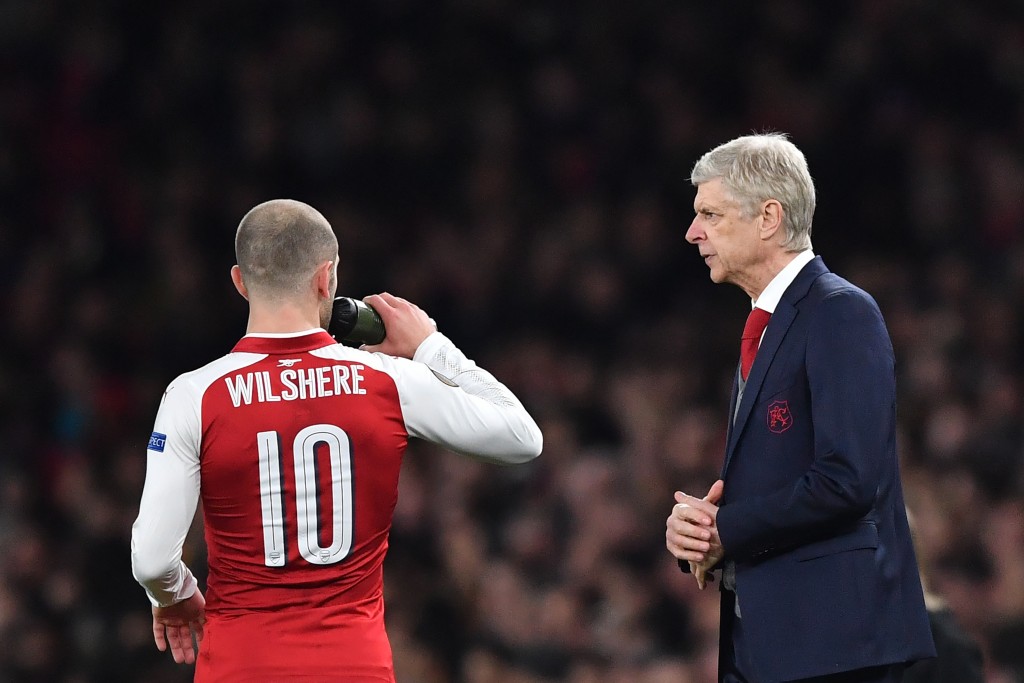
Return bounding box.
[685,220,703,244]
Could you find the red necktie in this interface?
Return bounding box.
[740,307,772,381]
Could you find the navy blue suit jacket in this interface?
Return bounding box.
[714,257,935,681]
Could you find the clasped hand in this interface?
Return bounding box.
[665,479,724,590]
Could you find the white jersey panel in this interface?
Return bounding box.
[130,351,266,607]
[312,332,542,463]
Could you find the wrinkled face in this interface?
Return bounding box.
[686,178,761,288]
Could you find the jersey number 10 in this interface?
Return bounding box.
[257,424,354,567]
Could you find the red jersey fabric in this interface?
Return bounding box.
[132,328,542,680]
[200,331,403,679]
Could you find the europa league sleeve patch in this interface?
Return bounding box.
[148,431,168,452]
[767,400,793,433]
[430,368,459,387]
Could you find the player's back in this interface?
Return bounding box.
[134,325,541,682]
[192,330,406,681]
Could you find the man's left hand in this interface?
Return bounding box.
[666,480,725,589]
[153,589,206,665]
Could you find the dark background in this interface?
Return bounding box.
[2,1,1023,681]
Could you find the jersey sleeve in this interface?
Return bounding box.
[386,332,543,463]
[130,375,202,607]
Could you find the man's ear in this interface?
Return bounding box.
[759,199,784,241]
[230,265,249,301]
[314,260,335,300]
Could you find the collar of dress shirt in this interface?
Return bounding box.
[752,250,815,313]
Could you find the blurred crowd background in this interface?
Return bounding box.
[2,1,1024,681]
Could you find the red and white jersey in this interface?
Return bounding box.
[131,329,541,680]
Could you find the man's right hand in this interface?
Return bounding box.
[666,479,724,590]
[691,480,724,588]
[360,292,437,359]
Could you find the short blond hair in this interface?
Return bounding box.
[234,199,338,298]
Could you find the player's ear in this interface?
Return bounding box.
[314,260,334,300]
[230,265,249,301]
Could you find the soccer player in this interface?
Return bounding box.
[131,199,543,682]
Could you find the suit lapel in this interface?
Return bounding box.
[724,373,740,453]
[721,303,796,475]
[721,257,829,477]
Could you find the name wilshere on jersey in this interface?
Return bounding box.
[225,364,367,407]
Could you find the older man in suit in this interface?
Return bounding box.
[665,133,935,682]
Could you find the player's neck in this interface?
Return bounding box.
[245,300,323,335]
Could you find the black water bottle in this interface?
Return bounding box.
[329,297,386,345]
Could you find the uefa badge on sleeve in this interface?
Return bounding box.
[148,432,167,452]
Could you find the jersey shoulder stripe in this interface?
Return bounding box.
[164,352,269,408]
[156,352,268,455]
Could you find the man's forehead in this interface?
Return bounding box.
[694,178,735,208]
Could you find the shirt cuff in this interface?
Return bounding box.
[412,331,450,365]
